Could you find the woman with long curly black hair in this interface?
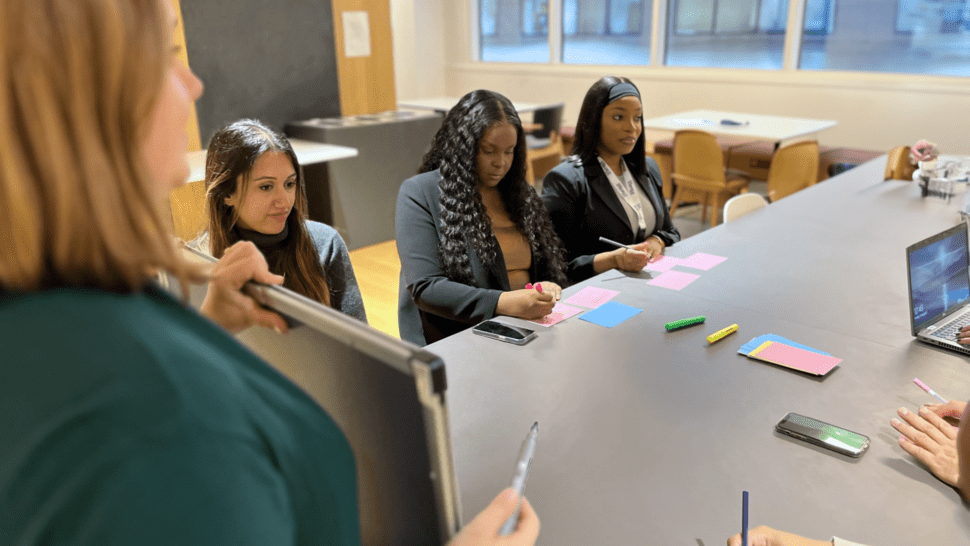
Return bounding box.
[542,76,680,282]
[396,90,569,346]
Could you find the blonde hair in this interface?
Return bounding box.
[204,120,331,306]
[0,0,200,292]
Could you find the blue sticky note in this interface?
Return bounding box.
[579,301,643,328]
[738,334,831,357]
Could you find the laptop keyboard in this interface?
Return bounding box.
[932,313,970,340]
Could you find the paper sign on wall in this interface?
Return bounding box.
[342,11,371,58]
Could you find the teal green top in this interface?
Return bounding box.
[0,285,361,545]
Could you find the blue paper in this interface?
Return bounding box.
[738,334,831,357]
[578,301,643,328]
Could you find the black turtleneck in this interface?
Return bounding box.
[235,223,290,254]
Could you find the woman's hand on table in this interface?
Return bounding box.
[497,287,556,320]
[925,400,968,424]
[611,247,649,271]
[449,488,539,546]
[637,235,665,262]
[535,282,562,301]
[891,405,959,487]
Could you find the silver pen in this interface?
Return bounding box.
[499,422,539,535]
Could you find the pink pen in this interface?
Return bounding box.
[913,378,947,403]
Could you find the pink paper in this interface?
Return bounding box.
[646,270,700,291]
[530,303,584,327]
[749,341,841,376]
[679,252,727,271]
[563,286,620,308]
[644,255,682,272]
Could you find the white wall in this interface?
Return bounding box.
[390,0,448,100]
[392,1,970,153]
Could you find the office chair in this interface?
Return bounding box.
[766,140,819,202]
[670,129,750,227]
[723,193,769,223]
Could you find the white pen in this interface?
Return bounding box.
[499,422,538,536]
[599,236,636,250]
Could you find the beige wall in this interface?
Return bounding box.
[392,1,970,153]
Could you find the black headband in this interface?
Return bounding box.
[607,82,640,103]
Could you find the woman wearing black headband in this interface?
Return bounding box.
[542,76,680,282]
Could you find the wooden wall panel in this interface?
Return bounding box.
[331,0,397,115]
[170,0,201,152]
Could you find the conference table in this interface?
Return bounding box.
[428,157,970,544]
[642,109,837,148]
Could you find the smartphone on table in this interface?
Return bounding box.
[776,413,870,457]
[472,320,536,345]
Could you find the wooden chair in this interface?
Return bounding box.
[723,193,768,223]
[525,130,565,185]
[169,180,208,242]
[670,129,750,227]
[885,145,916,181]
[765,140,819,202]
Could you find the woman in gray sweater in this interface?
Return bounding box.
[192,119,366,322]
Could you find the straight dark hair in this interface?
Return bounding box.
[204,119,331,306]
[572,76,647,179]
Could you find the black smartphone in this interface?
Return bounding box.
[472,320,537,345]
[776,413,870,457]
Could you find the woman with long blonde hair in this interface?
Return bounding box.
[0,1,538,544]
[193,119,366,321]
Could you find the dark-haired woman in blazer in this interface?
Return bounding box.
[542,76,680,282]
[396,90,569,346]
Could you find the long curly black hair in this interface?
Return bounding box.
[572,76,648,179]
[418,90,568,286]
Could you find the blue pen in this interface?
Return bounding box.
[742,491,749,546]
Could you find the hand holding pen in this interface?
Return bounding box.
[447,488,540,546]
[599,237,663,270]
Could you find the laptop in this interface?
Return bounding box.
[907,223,970,355]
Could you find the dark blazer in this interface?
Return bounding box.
[396,170,550,346]
[542,155,680,282]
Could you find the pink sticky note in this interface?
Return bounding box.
[646,270,700,291]
[748,341,841,376]
[563,286,620,308]
[679,252,727,271]
[644,255,682,272]
[530,303,584,327]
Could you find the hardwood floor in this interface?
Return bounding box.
[348,240,401,339]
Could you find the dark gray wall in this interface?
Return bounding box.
[180,0,342,144]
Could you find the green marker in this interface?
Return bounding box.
[664,316,706,331]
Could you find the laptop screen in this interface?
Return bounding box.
[908,224,970,333]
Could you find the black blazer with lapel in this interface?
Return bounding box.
[396,170,547,346]
[541,155,680,282]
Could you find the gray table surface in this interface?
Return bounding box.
[427,157,970,545]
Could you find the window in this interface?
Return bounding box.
[562,0,652,65]
[664,0,788,69]
[799,0,970,75]
[475,0,970,76]
[480,0,550,62]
